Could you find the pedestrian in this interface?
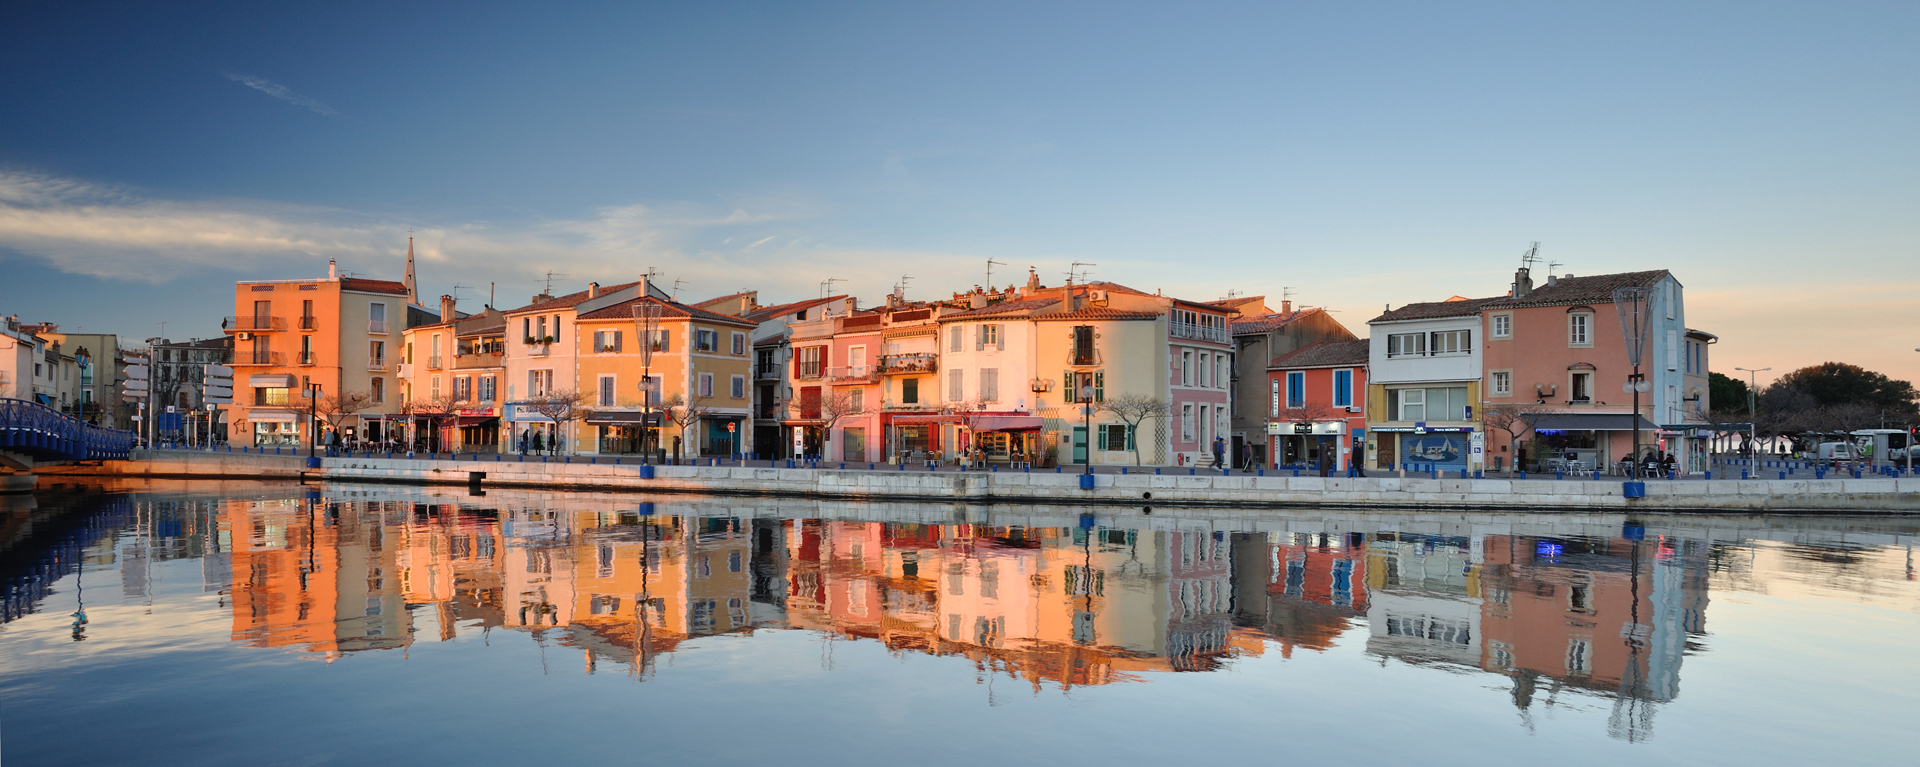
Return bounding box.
[1239,442,1253,471]
[1210,436,1226,471]
[532,431,544,455]
[517,431,527,455]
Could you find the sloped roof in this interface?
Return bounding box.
[340,277,411,296]
[509,281,643,314]
[1231,307,1330,335]
[743,295,848,324]
[1269,339,1370,370]
[692,291,755,310]
[576,295,756,326]
[1482,270,1671,310]
[1369,296,1505,323]
[1033,307,1162,321]
[937,295,1063,320]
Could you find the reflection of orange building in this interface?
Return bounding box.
[1231,531,1368,656]
[225,499,411,656]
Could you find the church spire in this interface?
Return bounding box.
[403,236,419,306]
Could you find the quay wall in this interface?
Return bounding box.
[48,452,1920,512]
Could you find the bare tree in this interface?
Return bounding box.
[1481,403,1554,475]
[1098,393,1169,466]
[523,389,591,455]
[662,391,715,461]
[309,390,373,441]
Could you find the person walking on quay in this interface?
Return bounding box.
[1210,436,1226,471]
[531,431,544,455]
[517,431,527,456]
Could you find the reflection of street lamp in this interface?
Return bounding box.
[306,382,320,459]
[1734,367,1770,459]
[1080,385,1095,476]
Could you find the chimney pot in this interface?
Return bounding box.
[439,295,457,323]
[587,282,599,299]
[1514,267,1534,298]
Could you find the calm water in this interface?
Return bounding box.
[3,483,1918,766]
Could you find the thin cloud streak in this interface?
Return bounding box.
[223,73,340,117]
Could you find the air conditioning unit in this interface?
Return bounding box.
[1347,406,1362,413]
[1088,290,1108,304]
[236,332,252,341]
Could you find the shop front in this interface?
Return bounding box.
[1527,413,1661,474]
[963,414,1043,465]
[886,413,950,463]
[453,408,500,451]
[248,409,303,447]
[1267,420,1346,470]
[587,409,661,455]
[1372,426,1474,473]
[702,416,743,457]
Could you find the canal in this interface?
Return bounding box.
[3,482,1917,765]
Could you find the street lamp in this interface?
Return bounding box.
[1080,385,1095,476]
[1734,367,1770,461]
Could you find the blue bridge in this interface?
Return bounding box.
[1,397,138,475]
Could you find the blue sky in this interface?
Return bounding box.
[2,1,1915,384]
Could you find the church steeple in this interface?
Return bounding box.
[403,236,419,306]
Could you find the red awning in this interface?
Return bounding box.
[890,414,960,425]
[454,415,499,426]
[968,415,1044,431]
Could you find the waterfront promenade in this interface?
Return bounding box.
[37,448,1920,512]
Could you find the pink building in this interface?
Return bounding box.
[1266,340,1370,471]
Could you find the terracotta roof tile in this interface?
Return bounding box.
[1369,296,1505,323]
[1034,307,1162,321]
[743,295,847,324]
[576,296,755,326]
[1482,270,1671,310]
[1269,339,1370,369]
[508,281,643,314]
[339,278,411,296]
[937,296,1062,320]
[1231,307,1327,335]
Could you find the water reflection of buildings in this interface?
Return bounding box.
[47,489,1908,741]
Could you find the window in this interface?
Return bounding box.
[699,372,714,398]
[1064,370,1102,403]
[648,330,671,352]
[980,368,999,402]
[1199,353,1210,387]
[1570,371,1593,402]
[1333,369,1353,407]
[1071,326,1095,365]
[696,329,719,352]
[950,325,963,353]
[849,387,865,413]
[1569,313,1591,346]
[1286,371,1305,407]
[639,376,659,406]
[369,341,385,368]
[757,349,775,378]
[594,330,623,353]
[479,375,496,403]
[977,324,1001,350]
[730,375,746,399]
[1387,332,1426,357]
[1217,355,1228,388]
[370,378,385,403]
[521,318,531,342]
[254,387,290,406]
[902,377,919,404]
[1666,329,1679,371]
[732,332,746,355]
[1491,313,1511,339]
[1180,403,1195,442]
[598,375,615,407]
[1567,640,1592,675]
[1270,379,1280,417]
[796,346,823,379]
[1396,388,1425,421]
[1098,424,1132,451]
[1181,350,1194,385]
[948,369,963,401]
[529,370,553,397]
[368,303,387,333]
[1491,370,1512,397]
[1430,329,1471,356]
[455,376,472,401]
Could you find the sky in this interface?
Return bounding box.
[2,0,1915,388]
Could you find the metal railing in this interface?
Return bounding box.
[827,365,878,382]
[298,316,319,330]
[1170,321,1229,344]
[876,353,938,374]
[368,356,389,372]
[0,397,137,461]
[426,355,444,371]
[454,353,503,370]
[237,351,284,366]
[297,352,316,366]
[756,365,782,380]
[369,319,389,334]
[223,316,286,332]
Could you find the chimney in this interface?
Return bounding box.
[1546,274,1558,288]
[587,282,600,299]
[1024,267,1040,297]
[1281,299,1292,314]
[327,258,338,281]
[439,295,456,323]
[1514,267,1534,298]
[969,293,987,309]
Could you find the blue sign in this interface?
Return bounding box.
[157,413,185,431]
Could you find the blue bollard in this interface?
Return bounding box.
[1780,470,1786,480]
[1122,467,1128,475]
[1192,468,1198,476]
[1741,469,1748,479]
[1557,470,1563,480]
[1155,467,1161,475]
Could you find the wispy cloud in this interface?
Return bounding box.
[223,73,340,117]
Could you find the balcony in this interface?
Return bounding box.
[795,363,823,381]
[223,316,286,332]
[1170,321,1229,344]
[876,353,938,375]
[368,357,389,372]
[296,352,316,366]
[298,316,319,331]
[426,355,444,371]
[527,344,549,358]
[827,365,878,383]
[368,319,389,334]
[1066,347,1102,367]
[236,351,284,366]
[756,364,782,380]
[454,353,503,370]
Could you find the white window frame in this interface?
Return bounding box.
[1398,388,1425,422]
[1490,370,1512,397]
[1387,332,1426,358]
[730,374,746,400]
[1569,313,1592,347]
[1490,313,1512,339]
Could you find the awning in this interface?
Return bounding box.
[454,415,500,426]
[34,393,54,405]
[586,411,662,426]
[248,410,301,423]
[890,414,960,425]
[249,374,298,388]
[1531,414,1662,432]
[968,415,1043,431]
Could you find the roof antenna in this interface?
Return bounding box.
[672,278,687,301]
[1547,260,1563,278]
[895,274,911,297]
[1519,242,1541,271]
[820,277,842,299]
[450,283,473,307]
[542,271,569,295]
[489,282,495,308]
[985,259,1005,290]
[1067,262,1097,283]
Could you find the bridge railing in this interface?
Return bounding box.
[0,397,139,461]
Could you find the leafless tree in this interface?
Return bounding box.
[1482,403,1555,475]
[662,391,715,460]
[523,389,591,454]
[309,390,373,438]
[1098,393,1169,466]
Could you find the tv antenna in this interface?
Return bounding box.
[1067,262,1097,283]
[820,277,842,298]
[672,279,687,301]
[1547,261,1563,278]
[450,283,474,307]
[1519,242,1541,271]
[985,258,1006,288]
[542,271,570,294]
[895,274,912,296]
[1282,286,1296,305]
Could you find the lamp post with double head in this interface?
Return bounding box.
[1081,384,1095,476]
[1734,367,1769,462]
